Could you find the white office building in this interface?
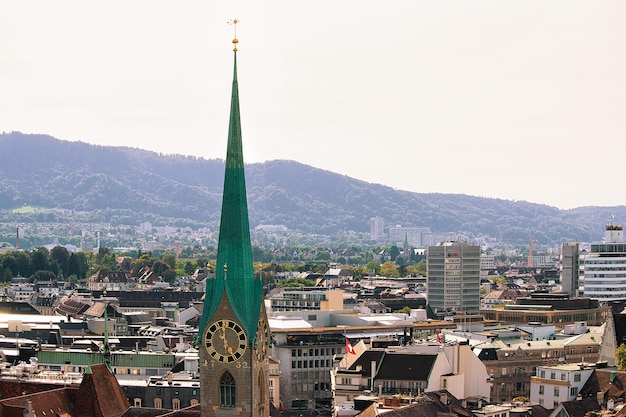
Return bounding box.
[370,216,385,241]
[583,223,626,302]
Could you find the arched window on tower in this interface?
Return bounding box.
[257,370,267,413]
[220,372,236,407]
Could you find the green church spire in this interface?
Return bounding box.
[199,30,263,343]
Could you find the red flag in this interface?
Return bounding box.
[346,338,356,354]
[436,329,441,343]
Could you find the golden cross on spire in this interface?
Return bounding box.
[228,19,239,51]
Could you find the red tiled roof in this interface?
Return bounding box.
[74,363,130,417]
[0,387,73,417]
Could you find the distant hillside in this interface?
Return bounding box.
[1,131,624,244]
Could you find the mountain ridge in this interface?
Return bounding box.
[1,131,624,244]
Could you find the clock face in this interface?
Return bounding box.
[205,319,247,363]
[255,319,269,361]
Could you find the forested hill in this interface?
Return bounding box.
[1,131,624,244]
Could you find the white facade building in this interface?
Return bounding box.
[583,223,626,302]
[529,363,594,409]
[369,217,385,242]
[332,341,491,406]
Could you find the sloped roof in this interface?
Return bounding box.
[0,387,73,417]
[122,406,202,417]
[355,403,378,417]
[580,369,626,400]
[83,301,107,318]
[348,350,386,378]
[557,397,601,417]
[375,353,437,381]
[56,297,90,317]
[74,363,130,417]
[381,390,472,417]
[90,269,130,283]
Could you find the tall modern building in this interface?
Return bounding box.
[426,241,480,315]
[583,222,626,302]
[198,31,271,417]
[561,242,580,298]
[369,216,385,241]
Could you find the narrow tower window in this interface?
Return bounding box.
[220,372,236,407]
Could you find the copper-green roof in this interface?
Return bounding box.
[199,51,263,344]
[37,349,177,368]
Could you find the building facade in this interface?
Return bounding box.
[561,242,580,298]
[369,217,385,242]
[427,242,480,315]
[583,223,626,302]
[529,363,594,409]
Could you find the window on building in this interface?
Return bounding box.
[501,368,507,376]
[574,373,581,382]
[554,387,560,397]
[539,385,544,395]
[540,370,545,378]
[220,372,236,407]
[570,387,579,397]
[172,399,180,410]
[134,398,142,408]
[154,398,162,409]
[190,399,199,406]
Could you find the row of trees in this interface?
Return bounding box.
[0,246,89,282]
[0,246,206,284]
[0,241,429,285]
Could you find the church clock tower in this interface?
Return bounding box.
[199,23,270,417]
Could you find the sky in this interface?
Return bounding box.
[2,1,625,210]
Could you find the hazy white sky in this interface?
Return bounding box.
[2,1,625,210]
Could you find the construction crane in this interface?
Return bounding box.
[528,238,538,268]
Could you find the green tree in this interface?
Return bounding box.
[394,306,411,314]
[69,252,90,278]
[616,344,626,371]
[151,260,171,277]
[132,254,156,271]
[31,247,55,274]
[389,245,400,262]
[67,274,79,287]
[414,259,427,275]
[50,246,71,277]
[1,268,12,282]
[196,258,209,269]
[380,261,399,278]
[162,253,177,270]
[32,270,56,281]
[315,250,331,261]
[277,277,315,288]
[184,261,195,275]
[365,261,380,276]
[161,268,177,284]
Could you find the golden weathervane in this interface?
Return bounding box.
[228,19,239,51]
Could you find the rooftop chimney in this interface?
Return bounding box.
[23,400,35,417]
